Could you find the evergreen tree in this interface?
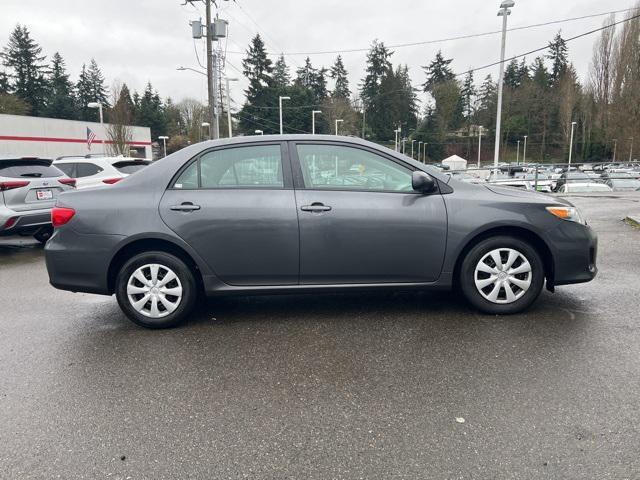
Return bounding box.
[311,66,328,102]
[295,57,317,89]
[134,82,166,139]
[422,50,454,93]
[242,34,273,96]
[330,55,350,99]
[273,54,290,88]
[75,63,93,120]
[44,52,76,119]
[1,25,48,115]
[361,40,392,102]
[461,71,476,120]
[87,59,109,107]
[0,71,10,94]
[504,59,520,88]
[547,32,569,86]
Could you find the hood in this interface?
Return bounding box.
[484,184,572,206]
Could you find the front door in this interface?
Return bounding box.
[291,142,447,285]
[159,143,299,286]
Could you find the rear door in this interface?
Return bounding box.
[290,142,447,285]
[0,159,66,211]
[159,142,299,286]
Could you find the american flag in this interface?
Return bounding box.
[86,127,96,150]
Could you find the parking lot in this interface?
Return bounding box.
[0,193,639,479]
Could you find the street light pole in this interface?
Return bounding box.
[423,143,428,163]
[411,140,416,159]
[629,137,634,162]
[418,141,423,162]
[279,96,290,134]
[158,136,169,158]
[523,135,528,163]
[612,138,617,161]
[493,0,515,169]
[335,119,344,135]
[568,121,577,167]
[516,139,520,164]
[87,102,103,124]
[312,110,322,134]
[402,138,406,154]
[477,126,483,168]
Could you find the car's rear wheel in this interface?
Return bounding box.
[115,251,197,328]
[33,226,53,244]
[459,236,544,314]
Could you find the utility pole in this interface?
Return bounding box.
[523,135,528,163]
[493,1,515,169]
[418,141,423,162]
[402,138,406,154]
[612,139,617,161]
[516,139,520,164]
[629,137,634,162]
[423,142,428,163]
[204,0,217,139]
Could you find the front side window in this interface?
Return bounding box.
[173,145,283,189]
[296,144,413,192]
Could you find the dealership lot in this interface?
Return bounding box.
[1,193,639,479]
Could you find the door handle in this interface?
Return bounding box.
[301,203,332,212]
[170,202,201,212]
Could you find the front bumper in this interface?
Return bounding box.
[546,221,598,286]
[0,206,52,236]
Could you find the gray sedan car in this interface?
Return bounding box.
[45,135,597,328]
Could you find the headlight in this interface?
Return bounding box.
[545,206,586,224]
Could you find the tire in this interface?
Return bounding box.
[33,226,53,244]
[115,251,197,328]
[459,236,544,315]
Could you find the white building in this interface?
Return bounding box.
[0,114,152,159]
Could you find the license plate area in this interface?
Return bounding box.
[36,189,53,200]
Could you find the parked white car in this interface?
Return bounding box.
[53,156,151,188]
[557,182,613,193]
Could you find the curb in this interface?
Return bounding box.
[624,215,640,228]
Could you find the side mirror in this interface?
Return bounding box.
[412,171,436,193]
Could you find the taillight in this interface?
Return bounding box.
[0,180,30,191]
[2,217,18,229]
[102,178,122,184]
[58,178,77,187]
[51,207,75,227]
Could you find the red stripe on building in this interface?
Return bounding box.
[0,135,152,146]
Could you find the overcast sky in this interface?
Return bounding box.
[1,0,637,112]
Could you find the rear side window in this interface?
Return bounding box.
[173,145,283,189]
[113,160,151,174]
[75,163,103,178]
[0,160,63,178]
[55,163,75,177]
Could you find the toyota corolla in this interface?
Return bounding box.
[45,135,597,328]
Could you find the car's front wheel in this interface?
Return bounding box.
[459,236,544,314]
[115,251,197,328]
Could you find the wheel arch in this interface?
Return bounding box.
[452,225,555,288]
[107,236,206,294]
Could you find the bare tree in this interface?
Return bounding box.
[106,82,134,156]
[177,98,208,143]
[588,14,616,131]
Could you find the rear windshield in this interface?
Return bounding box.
[0,160,63,178]
[113,160,151,174]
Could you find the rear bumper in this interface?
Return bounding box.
[45,227,124,295]
[0,206,52,236]
[546,221,598,286]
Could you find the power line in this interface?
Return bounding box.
[222,7,636,56]
[454,11,640,77]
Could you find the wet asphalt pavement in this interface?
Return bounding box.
[1,194,639,479]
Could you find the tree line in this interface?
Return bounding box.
[3,7,640,163]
